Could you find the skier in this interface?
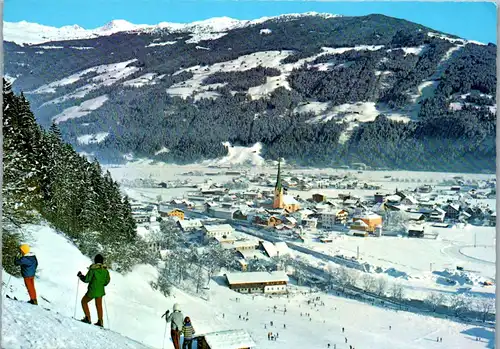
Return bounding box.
[389,325,391,330]
[162,303,184,349]
[77,253,110,327]
[283,324,286,329]
[345,337,348,343]
[181,316,195,349]
[268,332,271,340]
[440,337,442,342]
[327,344,330,348]
[342,327,345,333]
[246,311,249,316]
[222,313,225,319]
[14,244,38,305]
[239,315,242,319]
[270,321,273,326]
[276,332,279,339]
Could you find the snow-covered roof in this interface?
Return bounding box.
[283,195,299,205]
[261,241,278,258]
[274,242,291,256]
[354,212,381,220]
[178,219,203,230]
[225,271,288,285]
[203,329,256,349]
[203,224,235,233]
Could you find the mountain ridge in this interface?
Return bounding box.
[4,13,496,172]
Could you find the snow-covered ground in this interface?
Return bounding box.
[202,142,265,167]
[3,298,150,349]
[123,73,165,88]
[53,95,109,124]
[77,132,110,145]
[2,223,494,349]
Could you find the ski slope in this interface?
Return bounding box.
[3,298,150,349]
[2,223,494,349]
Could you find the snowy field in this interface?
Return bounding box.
[2,223,494,349]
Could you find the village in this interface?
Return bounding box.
[118,161,496,328]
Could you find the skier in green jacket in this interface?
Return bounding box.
[77,254,111,327]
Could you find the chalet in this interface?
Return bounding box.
[195,329,256,349]
[400,196,418,206]
[385,195,402,204]
[321,209,349,228]
[260,241,291,258]
[253,214,269,226]
[417,185,432,193]
[302,217,318,229]
[202,224,235,241]
[407,224,425,238]
[406,212,425,222]
[268,216,283,227]
[352,212,383,232]
[214,234,237,244]
[374,193,387,203]
[444,204,460,219]
[429,207,446,222]
[167,208,185,221]
[312,193,327,203]
[133,215,150,224]
[283,195,301,213]
[233,209,249,221]
[177,219,203,232]
[225,271,289,294]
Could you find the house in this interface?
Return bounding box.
[322,209,348,228]
[260,241,290,258]
[407,224,425,238]
[283,195,301,213]
[202,224,235,241]
[211,207,237,220]
[302,217,318,229]
[283,216,297,227]
[268,216,283,227]
[429,207,446,222]
[417,185,433,193]
[177,219,203,232]
[233,209,249,221]
[400,196,418,206]
[352,212,383,232]
[406,212,425,222]
[195,329,256,349]
[444,204,460,219]
[167,208,185,221]
[225,271,289,294]
[312,193,327,203]
[215,234,237,244]
[221,240,258,252]
[374,193,387,203]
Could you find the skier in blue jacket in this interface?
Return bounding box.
[14,244,38,305]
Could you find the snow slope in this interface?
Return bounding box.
[53,96,109,124]
[3,298,150,349]
[2,221,493,349]
[203,142,265,167]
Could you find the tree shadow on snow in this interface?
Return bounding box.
[461,327,495,348]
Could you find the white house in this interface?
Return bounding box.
[202,224,235,240]
[225,271,289,294]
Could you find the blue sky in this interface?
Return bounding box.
[4,0,497,44]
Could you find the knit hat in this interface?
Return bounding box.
[19,244,30,255]
[173,303,181,312]
[94,254,104,264]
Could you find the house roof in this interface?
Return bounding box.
[261,241,278,258]
[283,195,299,205]
[274,242,291,256]
[203,329,256,349]
[203,224,235,233]
[178,219,203,229]
[225,271,289,285]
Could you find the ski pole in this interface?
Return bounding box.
[162,320,167,349]
[2,274,12,298]
[103,296,110,330]
[74,279,79,319]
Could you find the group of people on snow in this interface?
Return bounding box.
[162,304,196,349]
[13,244,111,328]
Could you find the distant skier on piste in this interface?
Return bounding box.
[162,303,184,349]
[14,244,38,305]
[77,253,111,327]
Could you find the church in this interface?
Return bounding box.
[273,160,300,213]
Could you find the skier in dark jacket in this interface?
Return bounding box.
[77,254,111,327]
[14,244,38,305]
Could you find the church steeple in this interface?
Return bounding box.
[273,159,284,209]
[275,159,282,192]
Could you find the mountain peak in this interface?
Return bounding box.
[98,19,138,32]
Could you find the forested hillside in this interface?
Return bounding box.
[2,79,154,275]
[5,14,496,172]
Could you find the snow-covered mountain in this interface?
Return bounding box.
[4,13,496,172]
[4,12,340,45]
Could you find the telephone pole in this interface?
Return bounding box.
[357,246,360,260]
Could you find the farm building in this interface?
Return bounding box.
[195,329,256,349]
[312,193,327,203]
[225,271,289,294]
[322,209,349,228]
[178,219,203,232]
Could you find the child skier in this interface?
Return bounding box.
[77,254,111,327]
[182,316,196,349]
[14,244,38,305]
[162,303,184,349]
